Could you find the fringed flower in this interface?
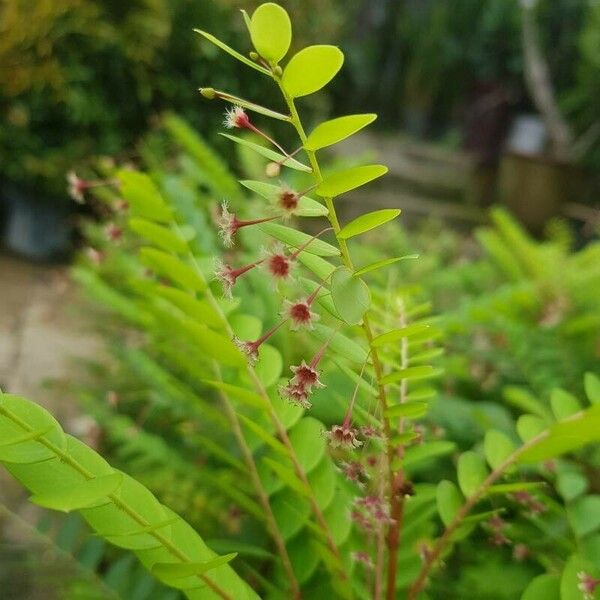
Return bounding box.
[223,106,251,130]
[325,424,363,449]
[214,259,260,298]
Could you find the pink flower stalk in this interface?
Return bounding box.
[325,357,368,449]
[578,572,600,600]
[217,201,279,247]
[215,259,262,298]
[233,319,287,365]
[66,171,118,203]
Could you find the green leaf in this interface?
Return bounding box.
[353,255,419,277]
[139,248,206,292]
[484,430,516,470]
[457,452,488,497]
[259,222,340,257]
[372,323,431,347]
[485,481,547,496]
[557,471,588,501]
[201,380,267,410]
[289,417,326,474]
[250,3,291,64]
[567,495,600,537]
[255,344,283,388]
[384,402,428,420]
[338,209,400,240]
[560,554,596,600]
[239,180,328,217]
[331,267,370,325]
[156,286,222,328]
[380,365,440,386]
[220,134,311,172]
[129,218,188,254]
[30,473,123,512]
[437,480,463,526]
[0,394,66,463]
[282,45,344,98]
[550,389,581,420]
[516,414,547,442]
[585,372,600,404]
[152,553,237,580]
[118,170,172,223]
[239,415,289,456]
[201,89,290,121]
[518,404,600,463]
[403,441,456,471]
[296,253,336,280]
[304,114,377,151]
[521,574,560,600]
[311,324,368,363]
[316,164,388,198]
[503,386,550,420]
[194,29,271,75]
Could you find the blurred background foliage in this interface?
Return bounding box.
[1,0,599,204]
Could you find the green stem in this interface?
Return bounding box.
[276,81,400,599]
[407,429,551,600]
[178,225,341,593]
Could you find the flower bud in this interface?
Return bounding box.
[200,87,216,99]
[265,162,281,178]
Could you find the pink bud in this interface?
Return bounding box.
[67,171,87,203]
[578,572,600,600]
[214,259,260,298]
[105,223,123,242]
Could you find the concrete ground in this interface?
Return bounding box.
[0,254,102,501]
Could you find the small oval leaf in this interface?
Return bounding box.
[353,255,419,277]
[282,45,344,98]
[338,209,400,240]
[331,267,371,325]
[437,480,463,526]
[457,451,488,497]
[305,114,377,151]
[250,3,291,64]
[316,164,388,198]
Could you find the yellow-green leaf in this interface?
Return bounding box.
[250,3,291,64]
[152,553,237,580]
[259,222,339,257]
[316,164,388,198]
[282,45,344,98]
[338,209,400,240]
[304,114,377,151]
[139,248,206,292]
[129,218,188,254]
[353,255,419,277]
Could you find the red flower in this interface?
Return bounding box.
[261,244,294,280]
[277,187,299,213]
[105,223,123,242]
[233,320,287,365]
[67,171,87,203]
[283,299,319,330]
[217,202,279,247]
[578,572,600,600]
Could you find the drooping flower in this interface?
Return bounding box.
[217,201,279,247]
[340,460,366,484]
[214,259,261,298]
[578,572,600,600]
[290,361,324,391]
[104,223,123,242]
[277,186,300,213]
[324,424,363,449]
[67,171,87,203]
[279,381,312,409]
[223,106,252,130]
[233,319,287,365]
[351,551,373,569]
[283,298,319,330]
[261,243,294,280]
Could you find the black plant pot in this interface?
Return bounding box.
[1,185,72,262]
